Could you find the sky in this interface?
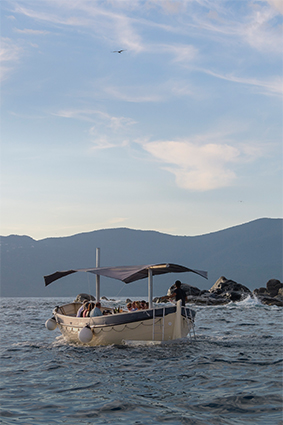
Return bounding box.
[1,0,282,240]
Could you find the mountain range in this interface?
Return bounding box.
[0,218,282,298]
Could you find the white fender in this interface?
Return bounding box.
[79,325,93,343]
[45,317,57,331]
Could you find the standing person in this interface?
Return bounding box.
[171,280,187,306]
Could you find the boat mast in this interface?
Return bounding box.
[148,264,170,309]
[96,247,100,302]
[148,268,153,309]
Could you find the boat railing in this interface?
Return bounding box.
[152,305,171,341]
[162,306,165,340]
[182,306,195,338]
[152,307,155,340]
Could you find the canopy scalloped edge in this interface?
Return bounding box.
[44,263,207,286]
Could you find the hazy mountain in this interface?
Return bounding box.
[0,218,282,298]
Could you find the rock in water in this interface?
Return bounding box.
[74,293,95,303]
[158,276,282,307]
[253,279,283,306]
[208,276,251,302]
[266,279,283,297]
[167,282,202,297]
[209,276,251,297]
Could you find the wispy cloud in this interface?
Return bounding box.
[106,217,128,225]
[54,108,136,127]
[146,0,186,15]
[265,0,283,14]
[198,68,283,97]
[242,4,283,53]
[10,0,282,59]
[89,135,129,150]
[102,76,201,103]
[150,42,198,64]
[54,107,135,149]
[104,86,164,102]
[14,28,50,35]
[12,1,145,53]
[139,132,264,191]
[174,1,283,55]
[0,37,23,81]
[13,4,90,27]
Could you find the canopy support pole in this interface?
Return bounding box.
[148,268,153,309]
[96,248,100,302]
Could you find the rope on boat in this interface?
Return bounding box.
[92,318,163,335]
[114,284,126,299]
[57,317,163,333]
[86,273,91,300]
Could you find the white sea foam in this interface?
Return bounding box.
[236,294,262,306]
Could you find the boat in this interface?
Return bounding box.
[44,249,207,346]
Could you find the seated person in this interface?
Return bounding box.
[126,302,132,311]
[90,302,102,317]
[131,301,138,311]
[76,299,88,317]
[83,302,93,317]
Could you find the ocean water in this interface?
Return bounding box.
[0,297,282,425]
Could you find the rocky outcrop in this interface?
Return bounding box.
[74,279,283,307]
[209,276,251,301]
[167,282,203,297]
[154,276,252,305]
[153,282,203,304]
[74,293,95,303]
[253,279,283,306]
[182,276,251,305]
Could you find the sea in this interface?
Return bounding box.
[0,297,282,425]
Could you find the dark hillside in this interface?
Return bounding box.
[0,218,282,297]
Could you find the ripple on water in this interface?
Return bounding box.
[0,298,282,425]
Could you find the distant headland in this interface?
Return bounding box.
[0,218,282,298]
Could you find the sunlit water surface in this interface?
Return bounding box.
[1,297,282,425]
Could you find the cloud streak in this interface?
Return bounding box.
[54,108,136,149]
[140,134,264,191]
[199,68,283,97]
[54,108,136,127]
[11,0,282,55]
[0,37,23,81]
[14,28,50,35]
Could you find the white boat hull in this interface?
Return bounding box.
[53,302,195,346]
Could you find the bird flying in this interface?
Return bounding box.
[112,49,126,53]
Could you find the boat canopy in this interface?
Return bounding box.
[44,263,207,286]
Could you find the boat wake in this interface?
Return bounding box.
[122,336,194,347]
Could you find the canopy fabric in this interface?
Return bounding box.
[44,263,207,286]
